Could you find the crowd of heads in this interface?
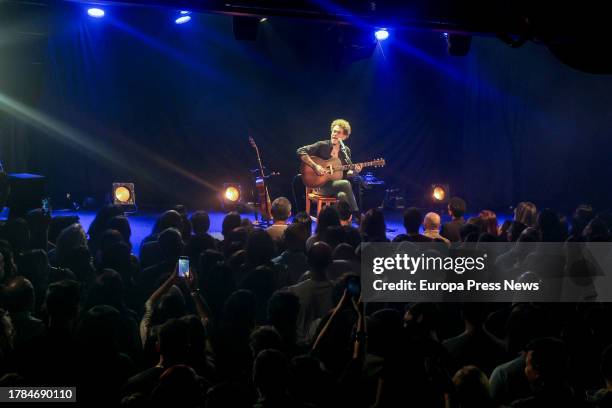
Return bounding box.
[0,196,611,407]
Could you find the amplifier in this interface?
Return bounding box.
[360,181,386,211]
[7,173,46,219]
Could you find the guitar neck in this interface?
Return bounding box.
[339,161,380,171]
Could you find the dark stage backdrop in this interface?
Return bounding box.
[2,4,612,212]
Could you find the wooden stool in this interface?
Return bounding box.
[305,187,338,221]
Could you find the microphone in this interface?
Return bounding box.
[339,140,352,165]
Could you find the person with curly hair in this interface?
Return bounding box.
[297,119,362,220]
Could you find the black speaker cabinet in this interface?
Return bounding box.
[360,182,386,211]
[7,173,46,219]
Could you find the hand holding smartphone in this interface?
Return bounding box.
[178,256,190,278]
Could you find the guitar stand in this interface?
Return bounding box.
[252,208,273,228]
[253,218,273,228]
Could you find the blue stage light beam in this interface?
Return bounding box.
[106,18,226,83]
[0,92,221,194]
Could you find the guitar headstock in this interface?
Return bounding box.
[248,136,258,150]
[371,158,386,168]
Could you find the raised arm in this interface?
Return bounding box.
[140,268,178,345]
[350,296,366,360]
[185,267,212,327]
[311,289,350,353]
[148,268,178,307]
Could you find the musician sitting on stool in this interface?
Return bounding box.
[297,119,362,220]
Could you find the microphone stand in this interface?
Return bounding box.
[339,140,367,217]
[339,140,352,165]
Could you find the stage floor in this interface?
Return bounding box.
[1,207,511,257]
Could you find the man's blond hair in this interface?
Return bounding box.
[330,119,351,137]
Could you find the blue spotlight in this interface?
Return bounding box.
[374,28,389,41]
[179,10,191,15]
[87,8,105,18]
[175,15,191,24]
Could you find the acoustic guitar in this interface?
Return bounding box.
[249,136,272,221]
[300,156,386,188]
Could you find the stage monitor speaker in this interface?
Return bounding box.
[7,173,46,219]
[383,188,405,210]
[360,182,386,211]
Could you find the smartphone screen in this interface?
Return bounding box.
[178,257,190,278]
